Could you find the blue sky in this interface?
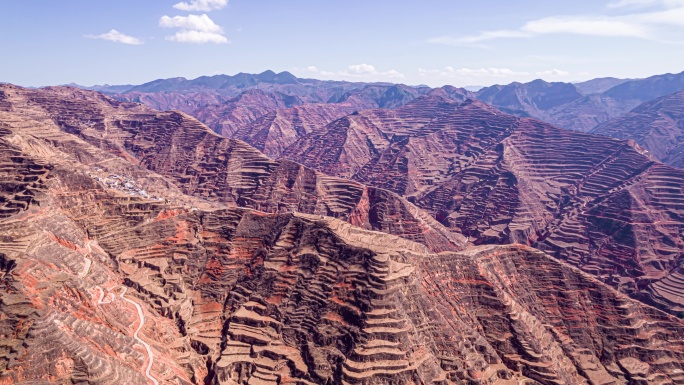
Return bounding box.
[2,0,684,87]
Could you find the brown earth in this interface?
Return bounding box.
[2,86,684,384]
[592,90,684,169]
[281,96,684,316]
[115,78,444,143]
[0,85,463,253]
[476,72,684,132]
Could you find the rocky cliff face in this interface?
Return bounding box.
[282,97,684,316]
[592,90,684,169]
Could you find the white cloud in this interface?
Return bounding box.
[417,67,530,87]
[160,14,222,33]
[173,0,228,12]
[607,0,684,8]
[343,64,404,79]
[160,14,228,44]
[419,67,529,78]
[167,30,229,44]
[348,64,378,74]
[430,1,684,46]
[84,29,143,45]
[521,16,649,37]
[428,30,531,45]
[301,64,405,80]
[536,69,571,76]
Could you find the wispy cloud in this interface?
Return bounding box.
[430,1,684,46]
[417,66,573,85]
[160,14,228,44]
[536,68,571,76]
[607,0,684,8]
[418,67,530,78]
[639,6,684,26]
[84,29,143,45]
[301,64,405,81]
[173,0,228,12]
[428,30,531,45]
[523,17,649,37]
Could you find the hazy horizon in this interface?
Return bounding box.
[3,0,684,88]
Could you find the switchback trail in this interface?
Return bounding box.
[96,286,159,385]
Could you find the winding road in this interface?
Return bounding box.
[97,286,159,385]
[120,288,159,385]
[87,239,159,385]
[78,240,93,278]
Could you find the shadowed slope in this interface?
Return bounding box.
[0,84,464,253]
[476,72,684,132]
[282,97,684,315]
[592,90,684,169]
[2,115,684,384]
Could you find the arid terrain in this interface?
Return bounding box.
[111,71,684,136]
[592,90,684,170]
[2,84,684,385]
[248,94,684,317]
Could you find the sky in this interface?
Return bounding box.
[2,0,684,88]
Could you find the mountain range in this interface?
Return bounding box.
[96,69,684,146]
[476,71,684,132]
[592,90,684,169]
[2,67,684,385]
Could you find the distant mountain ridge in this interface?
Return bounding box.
[62,82,135,94]
[573,77,632,94]
[67,69,684,134]
[476,71,684,132]
[276,95,684,316]
[99,70,414,95]
[107,71,447,138]
[4,83,684,383]
[126,70,303,93]
[592,90,684,169]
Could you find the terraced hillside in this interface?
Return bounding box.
[283,97,684,316]
[219,87,474,159]
[476,71,684,132]
[0,84,464,253]
[2,94,684,384]
[113,72,441,140]
[592,90,684,169]
[104,70,684,136]
[110,72,477,155]
[197,98,359,156]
